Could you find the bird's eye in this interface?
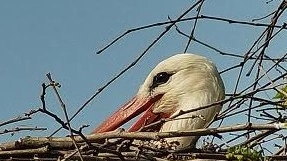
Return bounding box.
[150,72,172,89]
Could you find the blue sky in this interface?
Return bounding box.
[0,0,286,145]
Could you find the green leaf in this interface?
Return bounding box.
[225,145,263,161]
[273,92,283,99]
[273,85,287,99]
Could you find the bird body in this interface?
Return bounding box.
[92,53,225,148]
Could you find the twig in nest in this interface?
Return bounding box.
[0,126,46,135]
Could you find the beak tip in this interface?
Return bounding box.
[92,94,163,133]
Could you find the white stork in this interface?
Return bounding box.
[92,53,225,148]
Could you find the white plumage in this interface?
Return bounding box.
[93,53,225,148]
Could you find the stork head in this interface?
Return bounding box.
[92,53,225,137]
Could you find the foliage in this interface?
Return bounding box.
[273,85,287,108]
[226,145,263,161]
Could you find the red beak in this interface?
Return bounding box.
[92,94,168,133]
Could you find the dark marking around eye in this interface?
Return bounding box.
[150,72,173,89]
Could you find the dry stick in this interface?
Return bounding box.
[246,0,287,66]
[178,15,287,62]
[178,17,286,62]
[260,64,287,99]
[42,78,99,159]
[249,114,274,122]
[0,116,31,128]
[0,141,112,157]
[219,63,243,74]
[0,108,44,135]
[218,94,284,124]
[174,152,227,160]
[268,155,287,160]
[219,31,267,130]
[218,94,248,117]
[221,91,285,120]
[45,73,84,161]
[253,132,283,146]
[0,123,282,146]
[229,122,279,149]
[62,145,87,161]
[61,155,104,161]
[97,151,287,161]
[259,72,287,94]
[196,38,283,74]
[252,10,276,22]
[245,25,285,77]
[192,37,241,58]
[264,54,287,72]
[174,24,245,59]
[173,19,246,84]
[250,23,285,70]
[2,149,168,161]
[40,83,47,111]
[39,83,76,134]
[210,124,279,155]
[240,13,272,75]
[236,52,287,96]
[217,101,266,121]
[96,0,202,55]
[247,1,287,84]
[229,29,268,103]
[236,62,287,149]
[247,3,287,129]
[0,147,262,161]
[0,127,284,160]
[244,22,285,78]
[0,145,49,156]
[262,53,287,84]
[92,153,161,161]
[139,115,205,132]
[183,0,205,52]
[220,52,287,118]
[215,62,246,142]
[218,130,252,150]
[2,145,155,160]
[261,110,280,121]
[167,82,286,124]
[0,127,47,135]
[218,67,286,142]
[256,134,285,156]
[252,96,286,107]
[69,153,167,161]
[219,73,287,119]
[50,0,203,137]
[274,144,286,156]
[40,77,91,146]
[199,15,287,30]
[96,14,287,56]
[39,82,76,135]
[219,62,285,118]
